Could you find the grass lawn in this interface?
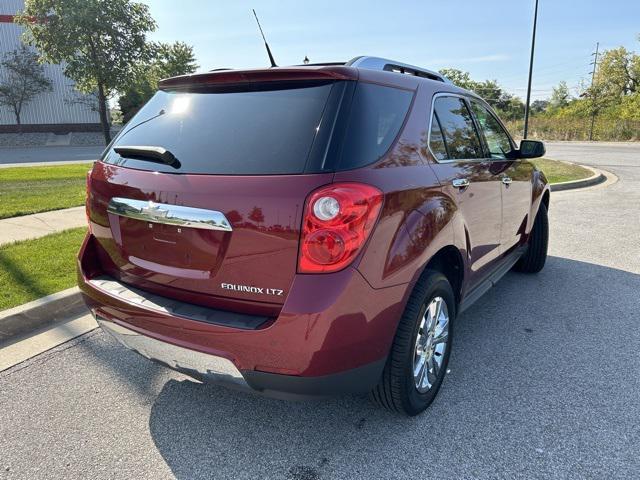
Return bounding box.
[531,158,593,184]
[0,163,93,219]
[0,227,86,311]
[0,158,591,221]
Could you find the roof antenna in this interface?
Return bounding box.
[252,9,277,68]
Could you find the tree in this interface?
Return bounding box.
[617,93,640,120]
[248,207,264,227]
[439,68,525,120]
[531,99,549,114]
[0,45,52,129]
[154,41,198,79]
[439,68,478,91]
[475,79,502,105]
[494,95,525,121]
[550,81,571,109]
[593,46,640,100]
[225,210,243,225]
[119,41,198,123]
[117,76,156,124]
[17,0,157,144]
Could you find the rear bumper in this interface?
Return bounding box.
[78,233,408,397]
[97,316,385,399]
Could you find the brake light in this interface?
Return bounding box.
[298,183,383,273]
[86,168,93,233]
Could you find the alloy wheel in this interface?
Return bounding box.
[413,296,449,393]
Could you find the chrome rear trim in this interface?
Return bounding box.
[107,197,233,232]
[97,317,248,388]
[88,276,269,330]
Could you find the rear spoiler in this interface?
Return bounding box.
[159,67,358,91]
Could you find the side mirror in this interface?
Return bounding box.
[518,139,545,159]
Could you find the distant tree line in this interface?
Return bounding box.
[439,68,526,122]
[441,37,640,141]
[11,0,639,143]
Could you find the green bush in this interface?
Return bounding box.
[504,117,640,141]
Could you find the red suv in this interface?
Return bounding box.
[78,56,549,415]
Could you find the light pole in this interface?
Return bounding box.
[588,42,600,141]
[523,0,539,139]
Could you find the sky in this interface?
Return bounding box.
[142,0,640,101]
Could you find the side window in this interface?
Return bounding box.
[470,101,513,159]
[339,83,413,170]
[429,113,448,161]
[432,96,483,160]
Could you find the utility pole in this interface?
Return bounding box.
[523,0,539,139]
[588,42,600,141]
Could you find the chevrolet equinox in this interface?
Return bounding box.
[78,56,549,416]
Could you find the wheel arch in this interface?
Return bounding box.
[529,168,551,233]
[541,189,550,211]
[418,245,465,306]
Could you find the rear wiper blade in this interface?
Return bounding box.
[113,146,181,169]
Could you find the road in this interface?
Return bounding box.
[1,142,639,479]
[0,145,103,165]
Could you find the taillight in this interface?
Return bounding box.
[298,183,383,273]
[86,168,93,233]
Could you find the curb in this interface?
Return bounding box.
[0,287,87,343]
[550,165,607,192]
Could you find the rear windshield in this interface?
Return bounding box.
[103,81,413,175]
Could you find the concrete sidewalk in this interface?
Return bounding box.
[0,206,86,246]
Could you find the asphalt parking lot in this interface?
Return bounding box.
[1,142,639,479]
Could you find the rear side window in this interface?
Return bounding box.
[103,83,335,175]
[431,96,483,160]
[429,113,448,161]
[338,83,413,170]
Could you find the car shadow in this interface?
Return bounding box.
[0,250,49,303]
[74,328,170,400]
[134,255,640,479]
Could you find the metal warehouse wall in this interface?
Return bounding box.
[0,0,100,126]
[2,0,24,14]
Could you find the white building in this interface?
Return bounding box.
[0,0,101,132]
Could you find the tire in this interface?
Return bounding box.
[514,202,549,273]
[370,270,455,416]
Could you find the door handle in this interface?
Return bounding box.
[501,176,513,185]
[452,178,470,189]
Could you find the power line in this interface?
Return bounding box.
[519,69,586,82]
[496,58,588,82]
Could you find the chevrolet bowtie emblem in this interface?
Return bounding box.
[140,202,169,218]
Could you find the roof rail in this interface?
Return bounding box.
[292,62,346,67]
[346,56,450,83]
